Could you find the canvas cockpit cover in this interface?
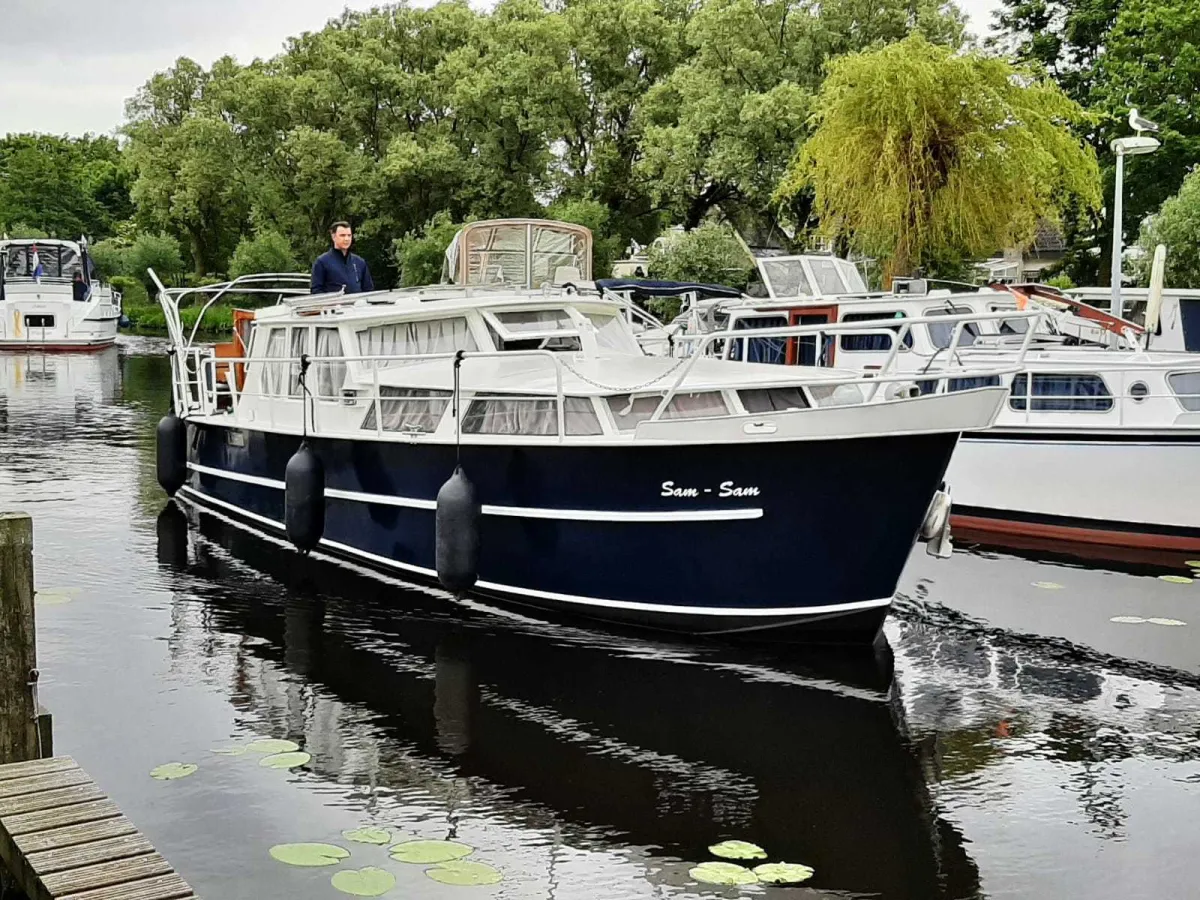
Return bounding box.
[442,219,592,289]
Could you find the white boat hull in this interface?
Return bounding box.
[947,431,1200,549]
[0,292,120,351]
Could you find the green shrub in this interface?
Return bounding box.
[229,231,299,279]
[90,238,132,278]
[394,212,466,287]
[128,233,185,290]
[647,223,753,290]
[109,275,149,307]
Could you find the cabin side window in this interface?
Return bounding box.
[729,315,787,364]
[462,395,602,435]
[361,388,451,433]
[1168,372,1200,411]
[313,328,346,402]
[357,318,477,368]
[262,327,288,397]
[1009,373,1113,411]
[840,312,912,351]
[605,392,729,431]
[739,387,809,412]
[924,307,981,348]
[988,304,1028,335]
[288,327,310,398]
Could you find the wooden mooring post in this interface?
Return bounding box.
[0,513,52,766]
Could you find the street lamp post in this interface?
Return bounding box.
[1109,134,1161,319]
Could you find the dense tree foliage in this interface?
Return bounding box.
[993,0,1200,284]
[1136,168,1200,288]
[13,0,1173,289]
[0,134,132,239]
[780,34,1099,280]
[113,0,970,285]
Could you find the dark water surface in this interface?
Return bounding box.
[1,339,1198,900]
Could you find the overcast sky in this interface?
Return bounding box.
[1,0,1003,137]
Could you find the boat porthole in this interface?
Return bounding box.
[1129,381,1149,402]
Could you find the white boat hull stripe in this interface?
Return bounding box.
[178,487,887,618]
[186,462,763,522]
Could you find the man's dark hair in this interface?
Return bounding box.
[329,221,352,234]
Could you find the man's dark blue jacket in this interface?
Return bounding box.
[311,248,375,294]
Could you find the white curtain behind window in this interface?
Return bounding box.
[288,327,310,398]
[463,396,601,435]
[314,328,346,401]
[357,318,477,369]
[262,328,287,397]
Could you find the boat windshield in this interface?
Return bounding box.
[3,243,83,281]
[444,222,590,289]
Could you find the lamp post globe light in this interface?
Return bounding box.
[1109,133,1161,319]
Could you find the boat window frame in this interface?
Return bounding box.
[1008,372,1115,413]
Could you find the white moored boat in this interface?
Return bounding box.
[668,261,1200,554]
[149,220,1037,643]
[0,238,122,351]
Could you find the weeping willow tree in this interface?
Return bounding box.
[776,34,1100,281]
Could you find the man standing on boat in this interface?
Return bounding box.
[311,221,375,294]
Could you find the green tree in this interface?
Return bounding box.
[127,233,185,291]
[993,0,1200,285]
[547,198,624,278]
[646,222,753,287]
[393,212,466,287]
[636,0,965,234]
[0,134,130,239]
[779,34,1099,280]
[1135,168,1200,288]
[228,231,300,279]
[90,238,133,277]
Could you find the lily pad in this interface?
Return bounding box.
[690,862,758,885]
[332,866,397,896]
[210,745,248,756]
[150,762,197,780]
[708,840,767,860]
[247,738,301,754]
[753,863,815,885]
[260,751,311,769]
[1110,615,1147,624]
[1147,617,1187,626]
[1159,575,1194,584]
[389,840,473,864]
[1031,581,1064,590]
[35,589,78,606]
[269,843,350,867]
[1184,560,1200,568]
[343,827,393,845]
[425,861,504,886]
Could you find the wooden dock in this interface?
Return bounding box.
[0,756,197,900]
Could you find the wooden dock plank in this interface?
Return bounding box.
[4,798,123,837]
[41,852,174,896]
[0,783,107,817]
[0,757,197,900]
[14,817,139,855]
[0,768,94,800]
[27,834,156,875]
[58,873,195,900]
[0,757,77,782]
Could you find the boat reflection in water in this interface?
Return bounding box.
[155,502,981,899]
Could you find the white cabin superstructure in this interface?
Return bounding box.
[0,238,121,350]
